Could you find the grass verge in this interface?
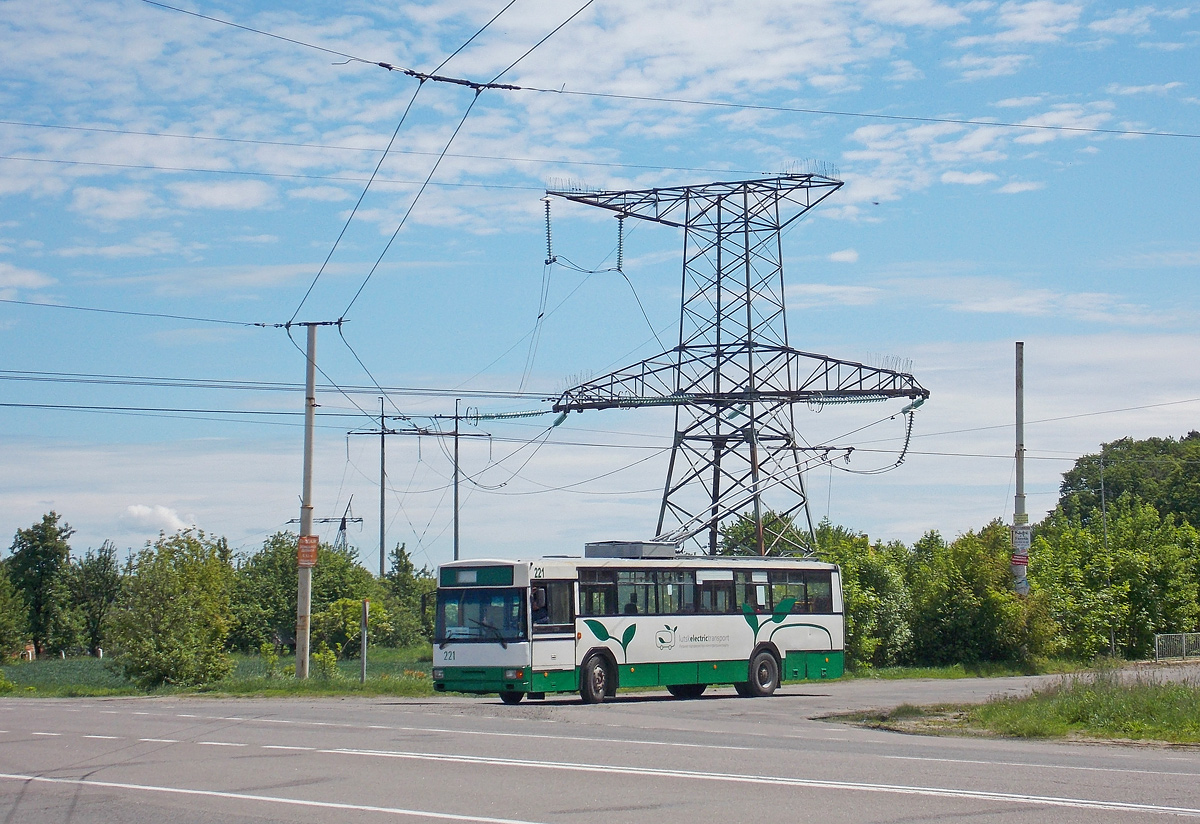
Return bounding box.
[846,658,1082,680]
[968,674,1200,743]
[0,646,436,698]
[839,670,1200,744]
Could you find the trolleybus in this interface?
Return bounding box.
[432,541,844,703]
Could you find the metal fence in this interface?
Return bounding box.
[1154,633,1200,661]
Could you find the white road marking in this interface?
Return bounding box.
[138,738,178,743]
[31,732,61,737]
[83,735,120,740]
[105,709,751,751]
[884,755,1200,778]
[327,747,1200,817]
[197,741,246,747]
[261,745,314,751]
[0,773,551,824]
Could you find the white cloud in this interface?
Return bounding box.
[941,170,999,184]
[997,180,1044,193]
[57,232,198,258]
[957,0,1082,45]
[786,283,881,307]
[122,504,194,533]
[1089,7,1155,35]
[886,60,925,82]
[0,261,55,290]
[994,95,1044,107]
[1013,103,1113,143]
[288,185,353,202]
[862,0,969,27]
[828,248,860,262]
[948,53,1031,78]
[232,234,278,243]
[893,276,1158,324]
[168,180,276,210]
[70,186,164,220]
[1106,81,1183,95]
[1114,248,1200,268]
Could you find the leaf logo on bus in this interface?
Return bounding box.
[742,598,796,639]
[583,619,637,662]
[741,597,833,646]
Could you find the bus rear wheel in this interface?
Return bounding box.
[580,654,610,704]
[666,684,706,699]
[499,691,524,705]
[747,651,780,697]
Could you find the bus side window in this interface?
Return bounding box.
[770,571,807,613]
[658,571,695,614]
[735,571,770,613]
[579,569,617,617]
[805,570,833,613]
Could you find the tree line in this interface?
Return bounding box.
[720,432,1200,667]
[2,432,1198,686]
[0,518,435,688]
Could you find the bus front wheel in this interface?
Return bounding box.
[747,651,780,697]
[580,655,610,704]
[499,691,524,705]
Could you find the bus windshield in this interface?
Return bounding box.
[436,587,527,645]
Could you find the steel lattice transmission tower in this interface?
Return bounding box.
[549,174,929,555]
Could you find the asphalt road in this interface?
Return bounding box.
[3,670,1199,824]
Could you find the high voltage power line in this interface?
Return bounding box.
[134,2,1200,142]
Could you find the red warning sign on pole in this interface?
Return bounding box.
[297,535,319,568]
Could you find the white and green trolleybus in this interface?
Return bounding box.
[432,541,844,703]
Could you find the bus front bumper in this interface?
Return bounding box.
[433,666,533,694]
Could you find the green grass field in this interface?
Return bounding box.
[0,646,435,698]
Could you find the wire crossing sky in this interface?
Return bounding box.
[0,0,1197,561]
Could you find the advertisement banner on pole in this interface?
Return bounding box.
[297,535,319,568]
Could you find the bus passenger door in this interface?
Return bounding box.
[530,580,576,690]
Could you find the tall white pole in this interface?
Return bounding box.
[379,397,386,578]
[1011,341,1030,595]
[296,323,317,678]
[453,398,461,561]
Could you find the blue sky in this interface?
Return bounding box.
[1,0,1198,567]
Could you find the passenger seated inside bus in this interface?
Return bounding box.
[531,587,549,624]
[623,592,639,615]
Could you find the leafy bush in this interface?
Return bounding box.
[107,530,235,689]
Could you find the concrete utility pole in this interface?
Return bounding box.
[379,398,386,578]
[1011,342,1030,596]
[454,399,461,561]
[296,323,320,679]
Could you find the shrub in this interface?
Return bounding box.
[107,530,235,689]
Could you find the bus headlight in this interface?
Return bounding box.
[503,669,524,679]
[432,668,444,679]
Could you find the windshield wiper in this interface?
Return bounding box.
[468,617,508,649]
